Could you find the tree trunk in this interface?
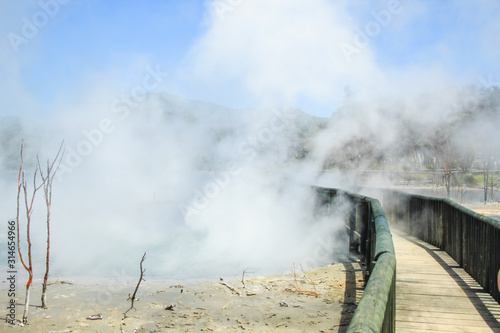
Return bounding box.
[484,163,490,204]
[41,289,47,309]
[484,171,488,203]
[445,170,451,198]
[23,278,32,324]
[41,210,50,309]
[489,158,496,202]
[38,141,64,310]
[484,149,493,204]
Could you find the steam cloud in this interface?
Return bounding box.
[1,0,500,281]
[0,93,347,280]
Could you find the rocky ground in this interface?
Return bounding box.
[1,260,365,333]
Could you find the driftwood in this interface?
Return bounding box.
[220,282,241,295]
[86,313,103,320]
[47,279,73,286]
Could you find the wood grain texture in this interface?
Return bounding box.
[393,232,500,332]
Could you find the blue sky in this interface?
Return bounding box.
[1,0,500,118]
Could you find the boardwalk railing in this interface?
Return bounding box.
[315,187,396,333]
[383,190,500,305]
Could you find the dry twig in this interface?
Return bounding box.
[123,252,146,319]
[241,267,249,288]
[286,264,320,297]
[220,282,241,296]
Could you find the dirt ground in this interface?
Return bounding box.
[462,202,500,219]
[1,260,365,333]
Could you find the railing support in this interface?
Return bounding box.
[383,189,500,305]
[314,187,396,333]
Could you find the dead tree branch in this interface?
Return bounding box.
[16,143,28,274]
[18,142,44,324]
[220,282,241,296]
[123,252,146,319]
[38,141,64,309]
[241,267,249,288]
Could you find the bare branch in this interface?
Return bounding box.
[16,143,29,273]
[16,142,44,324]
[123,252,147,319]
[38,140,65,309]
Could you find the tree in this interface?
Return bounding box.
[427,128,454,198]
[37,142,64,309]
[464,86,500,203]
[16,143,43,324]
[15,141,64,322]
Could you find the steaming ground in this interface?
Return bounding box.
[0,93,347,281]
[1,260,365,332]
[47,173,349,280]
[3,84,500,281]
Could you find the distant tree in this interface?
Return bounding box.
[395,119,428,180]
[0,117,38,171]
[455,148,475,173]
[466,86,500,202]
[325,136,380,172]
[426,127,455,198]
[0,117,25,171]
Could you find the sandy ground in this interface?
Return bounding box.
[462,202,500,219]
[1,260,365,333]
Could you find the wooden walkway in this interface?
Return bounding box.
[393,232,500,332]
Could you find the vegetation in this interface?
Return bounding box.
[16,142,64,323]
[318,86,500,202]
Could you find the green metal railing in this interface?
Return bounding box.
[383,190,500,305]
[315,187,396,333]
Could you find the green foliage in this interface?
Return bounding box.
[463,174,480,186]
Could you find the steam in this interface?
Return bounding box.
[0,93,347,280]
[1,1,500,281]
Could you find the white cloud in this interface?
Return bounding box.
[187,0,385,112]
[183,0,500,115]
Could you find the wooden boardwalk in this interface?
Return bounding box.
[393,232,500,332]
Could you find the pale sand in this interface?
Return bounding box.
[1,261,364,332]
[463,202,500,219]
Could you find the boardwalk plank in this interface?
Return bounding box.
[393,232,500,332]
[397,309,499,321]
[397,321,495,332]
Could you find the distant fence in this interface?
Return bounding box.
[383,190,500,304]
[315,187,396,333]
